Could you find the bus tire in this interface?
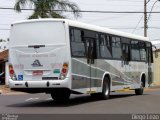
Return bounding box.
[50,89,71,102]
[135,81,144,95]
[99,77,110,100]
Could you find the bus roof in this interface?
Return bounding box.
[12,18,149,42]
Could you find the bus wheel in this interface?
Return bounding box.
[50,89,71,102]
[135,81,144,95]
[99,77,110,100]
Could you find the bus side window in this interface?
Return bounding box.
[122,43,130,62]
[131,40,140,61]
[121,37,131,62]
[82,30,97,59]
[106,35,112,58]
[139,42,147,61]
[112,36,122,59]
[99,34,112,58]
[70,29,86,57]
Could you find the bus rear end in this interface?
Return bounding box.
[9,19,71,100]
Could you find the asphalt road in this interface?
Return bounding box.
[0,88,160,114]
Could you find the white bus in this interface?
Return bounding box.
[9,19,153,101]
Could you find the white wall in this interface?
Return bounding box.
[0,42,8,53]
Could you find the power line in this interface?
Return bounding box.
[108,27,160,29]
[148,27,160,29]
[147,0,151,4]
[0,28,10,30]
[132,16,143,33]
[147,0,159,23]
[151,38,160,41]
[0,24,10,25]
[105,0,153,2]
[0,7,160,13]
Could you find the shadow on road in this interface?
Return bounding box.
[7,93,148,108]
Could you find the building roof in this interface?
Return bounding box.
[0,49,8,62]
[154,49,160,52]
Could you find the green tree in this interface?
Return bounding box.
[14,0,81,19]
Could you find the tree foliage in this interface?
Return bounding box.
[14,0,81,19]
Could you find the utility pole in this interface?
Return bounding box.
[144,0,147,37]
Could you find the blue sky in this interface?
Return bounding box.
[0,0,160,45]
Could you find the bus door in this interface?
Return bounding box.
[146,43,153,85]
[85,37,97,92]
[122,42,131,81]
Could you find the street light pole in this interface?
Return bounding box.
[144,0,147,37]
[144,0,160,37]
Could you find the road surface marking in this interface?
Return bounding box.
[25,98,39,102]
[46,97,52,100]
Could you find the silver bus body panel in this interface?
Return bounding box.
[71,58,148,93]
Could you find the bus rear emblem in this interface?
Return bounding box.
[31,59,43,67]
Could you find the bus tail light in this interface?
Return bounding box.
[59,63,69,80]
[9,64,17,80]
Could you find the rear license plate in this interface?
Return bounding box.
[33,70,43,76]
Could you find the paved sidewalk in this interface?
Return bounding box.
[0,85,25,95]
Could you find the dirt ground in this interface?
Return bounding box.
[0,85,11,94]
[0,85,25,95]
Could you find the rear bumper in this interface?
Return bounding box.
[11,88,70,93]
[9,78,71,90]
